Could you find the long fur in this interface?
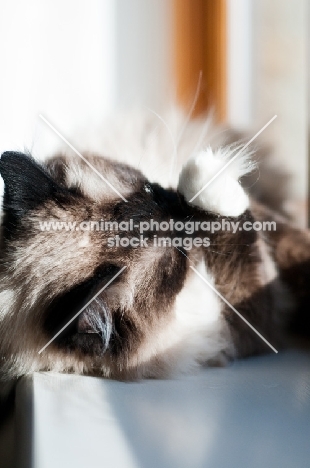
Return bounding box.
[0,109,309,398]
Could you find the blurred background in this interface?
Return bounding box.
[0,0,308,224]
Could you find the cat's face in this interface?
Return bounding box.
[0,151,194,378]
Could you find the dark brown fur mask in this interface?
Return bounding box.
[0,148,309,391]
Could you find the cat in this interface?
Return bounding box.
[0,109,309,398]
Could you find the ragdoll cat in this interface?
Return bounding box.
[0,110,309,396]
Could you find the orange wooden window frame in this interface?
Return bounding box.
[172,0,227,121]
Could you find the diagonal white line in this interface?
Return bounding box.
[38,266,127,354]
[39,114,128,202]
[190,265,278,353]
[189,115,277,203]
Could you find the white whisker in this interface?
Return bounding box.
[144,106,177,186]
[175,71,203,149]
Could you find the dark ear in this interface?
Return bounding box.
[0,151,63,222]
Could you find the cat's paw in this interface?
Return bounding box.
[178,147,250,217]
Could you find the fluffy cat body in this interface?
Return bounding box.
[0,110,309,393]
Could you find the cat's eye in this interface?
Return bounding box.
[143,183,153,194]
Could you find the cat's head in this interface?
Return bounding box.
[0,151,197,379]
